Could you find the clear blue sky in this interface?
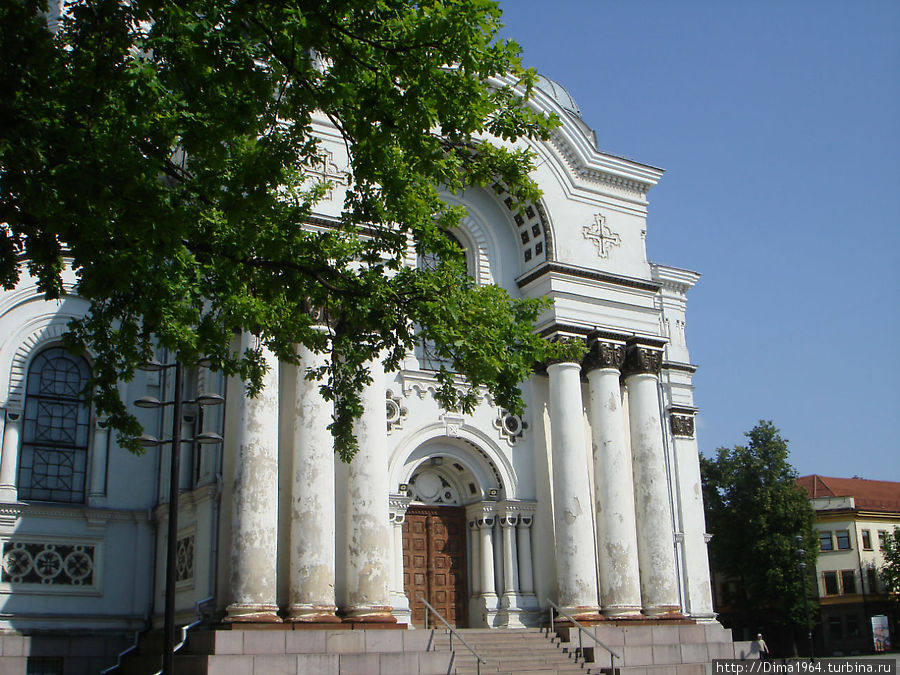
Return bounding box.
[498,0,900,481]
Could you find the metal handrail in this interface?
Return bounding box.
[545,598,620,675]
[419,596,487,675]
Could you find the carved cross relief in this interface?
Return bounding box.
[583,213,621,259]
[307,149,348,199]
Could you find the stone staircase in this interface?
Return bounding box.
[107,620,737,675]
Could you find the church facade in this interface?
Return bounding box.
[0,76,714,641]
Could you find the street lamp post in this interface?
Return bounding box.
[795,536,815,661]
[136,358,223,675]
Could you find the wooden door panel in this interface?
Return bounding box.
[402,505,468,628]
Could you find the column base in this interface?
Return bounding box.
[642,605,685,620]
[286,605,341,623]
[602,605,644,620]
[558,606,604,623]
[341,606,398,623]
[224,604,281,623]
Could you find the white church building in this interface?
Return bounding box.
[0,75,716,656]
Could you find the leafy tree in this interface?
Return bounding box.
[0,0,577,458]
[701,421,818,647]
[881,527,900,610]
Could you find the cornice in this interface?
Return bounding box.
[516,261,661,293]
[0,502,150,524]
[668,405,699,416]
[663,361,698,374]
[651,264,701,295]
[548,132,654,199]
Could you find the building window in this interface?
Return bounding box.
[878,530,887,550]
[819,531,834,551]
[862,530,872,550]
[846,615,861,638]
[841,570,856,594]
[836,530,851,550]
[866,567,878,593]
[823,571,839,595]
[17,347,91,503]
[828,616,843,639]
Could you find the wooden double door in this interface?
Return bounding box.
[402,505,468,628]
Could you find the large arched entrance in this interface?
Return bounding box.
[400,453,484,628]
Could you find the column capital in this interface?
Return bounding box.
[467,500,498,523]
[670,414,695,438]
[584,340,626,372]
[389,494,411,523]
[3,408,23,423]
[623,344,663,377]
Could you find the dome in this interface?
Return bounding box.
[535,74,582,117]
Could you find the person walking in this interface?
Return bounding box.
[756,633,769,660]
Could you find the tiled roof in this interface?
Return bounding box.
[797,475,900,514]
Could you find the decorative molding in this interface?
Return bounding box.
[516,261,662,293]
[0,503,149,526]
[490,183,553,268]
[548,131,653,199]
[385,390,408,434]
[668,405,698,416]
[175,533,194,585]
[670,414,695,439]
[582,213,621,259]
[398,370,491,405]
[493,409,527,446]
[623,345,663,377]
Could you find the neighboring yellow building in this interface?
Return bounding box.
[797,475,900,655]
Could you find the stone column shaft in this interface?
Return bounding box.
[626,346,681,617]
[586,340,642,618]
[0,410,22,501]
[344,357,395,622]
[501,515,519,596]
[288,345,338,622]
[479,517,497,598]
[88,419,110,504]
[469,520,481,595]
[547,361,601,619]
[225,342,280,622]
[517,518,535,595]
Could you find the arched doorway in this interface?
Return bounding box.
[401,457,476,628]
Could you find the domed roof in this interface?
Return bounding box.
[535,74,582,117]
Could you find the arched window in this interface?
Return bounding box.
[18,347,92,503]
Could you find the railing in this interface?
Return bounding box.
[100,595,213,675]
[545,598,620,675]
[420,596,487,675]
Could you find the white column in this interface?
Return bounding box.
[225,341,280,623]
[500,513,519,598]
[625,345,681,617]
[344,356,396,623]
[547,360,601,620]
[468,519,481,595]
[517,515,535,595]
[389,495,411,624]
[0,410,22,501]
[670,411,716,619]
[287,345,339,623]
[585,340,642,618]
[478,515,497,599]
[88,417,110,505]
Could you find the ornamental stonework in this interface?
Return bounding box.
[584,340,625,372]
[175,534,194,583]
[670,415,695,438]
[583,213,621,259]
[624,346,663,377]
[2,541,95,586]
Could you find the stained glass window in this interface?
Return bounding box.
[18,347,91,503]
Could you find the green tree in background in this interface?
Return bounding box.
[0,0,578,459]
[701,421,818,652]
[881,527,900,611]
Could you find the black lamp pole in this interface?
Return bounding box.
[136,358,222,675]
[795,536,815,661]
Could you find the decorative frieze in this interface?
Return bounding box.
[1,540,96,588]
